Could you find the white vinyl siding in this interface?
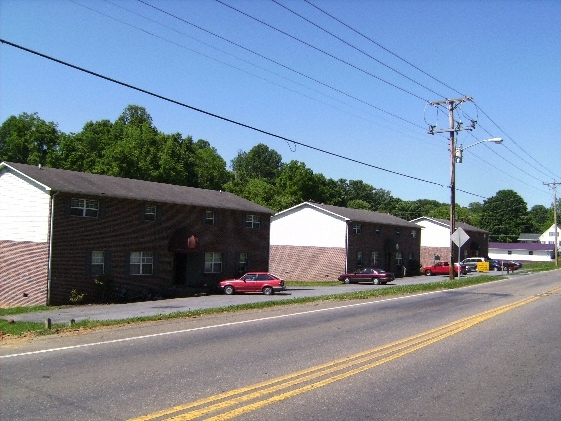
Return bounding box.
[0,169,51,242]
[270,205,346,248]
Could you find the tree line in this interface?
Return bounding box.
[1,105,557,242]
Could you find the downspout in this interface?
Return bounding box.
[345,221,349,273]
[47,191,59,305]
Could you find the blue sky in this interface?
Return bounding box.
[1,0,560,209]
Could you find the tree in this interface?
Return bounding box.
[0,112,60,166]
[527,204,553,233]
[480,190,529,242]
[272,160,318,211]
[347,199,372,211]
[230,143,282,182]
[192,139,230,190]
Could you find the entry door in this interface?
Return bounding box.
[174,253,202,287]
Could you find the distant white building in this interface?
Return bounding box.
[488,242,555,262]
[539,224,561,246]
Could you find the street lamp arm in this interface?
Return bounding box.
[458,137,503,151]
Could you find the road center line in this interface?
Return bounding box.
[128,287,561,421]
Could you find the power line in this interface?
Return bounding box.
[214,0,431,103]
[270,0,447,99]
[0,38,449,190]
[136,0,426,130]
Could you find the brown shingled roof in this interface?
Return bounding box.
[2,162,274,214]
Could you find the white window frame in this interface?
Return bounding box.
[352,223,362,234]
[245,214,261,229]
[71,198,99,218]
[144,205,157,221]
[396,252,403,265]
[411,229,417,238]
[204,252,222,273]
[205,210,215,225]
[238,252,248,273]
[371,251,380,267]
[91,251,105,277]
[130,251,153,275]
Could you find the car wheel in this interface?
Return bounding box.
[262,286,274,295]
[493,267,499,271]
[424,270,432,276]
[343,277,351,284]
[373,278,380,285]
[224,285,235,295]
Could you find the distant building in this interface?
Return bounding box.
[269,202,421,281]
[0,162,274,307]
[517,233,541,243]
[410,217,489,267]
[488,242,555,262]
[538,224,561,246]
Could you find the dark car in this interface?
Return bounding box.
[219,272,285,295]
[489,260,519,271]
[338,267,395,285]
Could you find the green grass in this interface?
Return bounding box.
[1,262,558,338]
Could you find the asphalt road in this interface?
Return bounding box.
[2,270,560,421]
[7,269,507,324]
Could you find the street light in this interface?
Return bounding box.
[455,138,503,163]
[450,137,503,279]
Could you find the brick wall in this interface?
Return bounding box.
[48,194,271,305]
[0,240,49,307]
[269,245,346,281]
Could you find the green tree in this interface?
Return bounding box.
[480,190,529,242]
[0,112,60,166]
[192,139,230,190]
[527,204,553,233]
[231,143,282,182]
[347,199,372,211]
[273,160,318,211]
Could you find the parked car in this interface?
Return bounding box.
[219,272,285,295]
[460,257,488,272]
[423,262,467,276]
[338,267,395,285]
[488,259,519,271]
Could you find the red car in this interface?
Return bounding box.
[219,272,285,295]
[338,267,395,285]
[423,262,467,276]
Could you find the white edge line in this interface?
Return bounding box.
[1,291,442,359]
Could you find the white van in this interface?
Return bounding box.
[461,257,487,271]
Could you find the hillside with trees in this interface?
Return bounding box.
[1,105,557,241]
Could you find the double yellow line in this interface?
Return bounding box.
[129,287,561,421]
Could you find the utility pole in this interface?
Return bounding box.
[428,97,475,279]
[544,181,560,266]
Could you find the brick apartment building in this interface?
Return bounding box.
[0,162,274,307]
[269,202,422,281]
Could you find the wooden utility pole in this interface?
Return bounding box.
[428,97,474,279]
[544,181,560,266]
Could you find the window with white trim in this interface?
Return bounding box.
[204,252,222,273]
[130,251,153,275]
[245,215,261,229]
[352,223,362,234]
[205,210,215,225]
[396,252,403,265]
[71,198,99,218]
[91,251,105,276]
[370,251,380,266]
[411,229,417,238]
[238,252,248,273]
[144,205,157,221]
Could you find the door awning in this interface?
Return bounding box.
[168,227,200,253]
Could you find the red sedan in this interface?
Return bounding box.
[338,267,395,285]
[423,262,467,276]
[219,272,285,295]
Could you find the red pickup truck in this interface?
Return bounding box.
[423,262,467,276]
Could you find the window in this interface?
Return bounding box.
[395,228,401,237]
[375,226,381,235]
[130,252,153,275]
[357,251,363,266]
[144,205,157,221]
[245,214,261,229]
[411,229,417,238]
[370,252,380,267]
[352,223,362,234]
[507,250,512,255]
[71,198,99,218]
[408,252,414,260]
[205,210,215,226]
[396,252,403,265]
[529,251,533,255]
[238,252,248,274]
[205,252,222,273]
[91,251,105,276]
